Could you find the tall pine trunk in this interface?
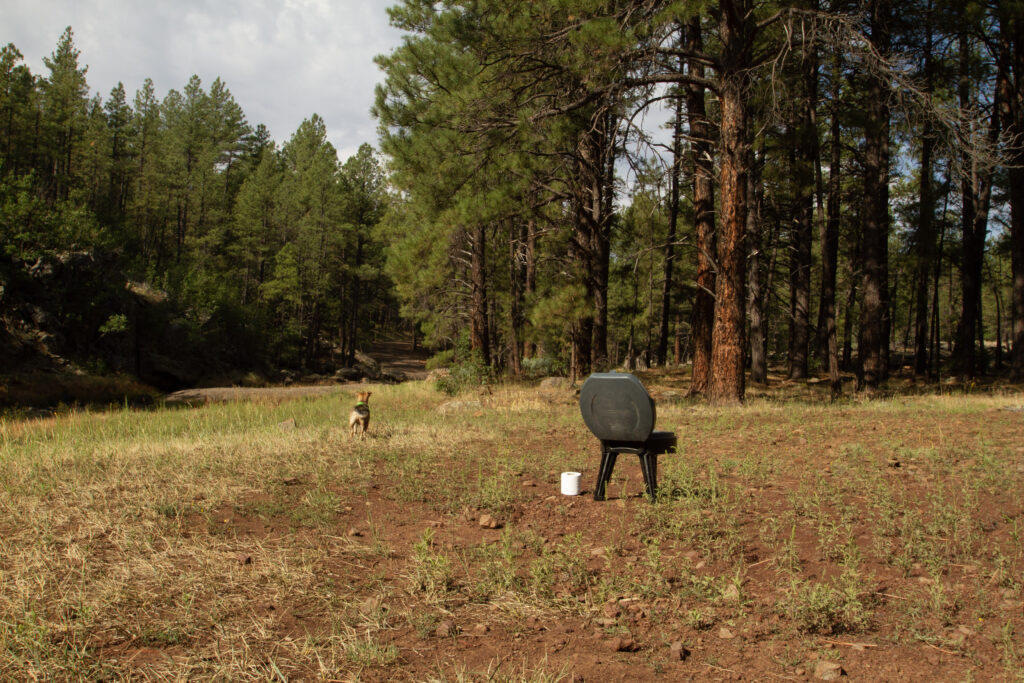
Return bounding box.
[842,226,860,371]
[1002,63,1024,380]
[569,115,614,378]
[709,0,751,404]
[993,10,1024,380]
[345,236,364,365]
[1008,181,1024,382]
[789,42,818,380]
[913,3,937,376]
[954,30,998,378]
[914,126,937,376]
[858,0,891,391]
[748,143,767,384]
[820,51,842,397]
[686,15,717,397]
[509,222,527,376]
[524,216,538,359]
[788,120,814,380]
[657,86,684,366]
[591,112,615,372]
[470,223,490,366]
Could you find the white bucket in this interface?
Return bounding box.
[561,471,582,496]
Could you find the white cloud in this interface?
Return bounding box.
[1,0,405,160]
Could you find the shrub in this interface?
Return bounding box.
[434,351,492,396]
[780,571,872,634]
[521,355,567,378]
[425,348,455,371]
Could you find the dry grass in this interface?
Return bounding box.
[1,378,1024,680]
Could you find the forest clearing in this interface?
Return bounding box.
[2,373,1023,681]
[3,2,1024,679]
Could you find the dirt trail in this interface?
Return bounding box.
[165,339,430,405]
[371,339,430,380]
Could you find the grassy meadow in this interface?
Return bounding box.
[1,378,1024,681]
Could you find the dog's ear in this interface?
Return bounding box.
[366,392,372,398]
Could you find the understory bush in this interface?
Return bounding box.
[521,355,567,379]
[435,351,492,396]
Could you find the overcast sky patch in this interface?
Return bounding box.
[2,0,406,160]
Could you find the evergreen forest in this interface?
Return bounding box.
[1,28,393,389]
[2,0,1023,404]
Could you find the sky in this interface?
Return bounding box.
[2,0,408,161]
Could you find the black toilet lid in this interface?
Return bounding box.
[579,373,655,443]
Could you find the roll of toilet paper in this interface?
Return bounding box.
[561,471,582,496]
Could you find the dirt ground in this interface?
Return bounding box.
[252,452,1018,681]
[9,345,1024,681]
[143,365,1024,681]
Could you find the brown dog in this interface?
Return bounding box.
[349,391,371,437]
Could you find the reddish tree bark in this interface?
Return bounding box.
[708,0,752,404]
[685,16,717,397]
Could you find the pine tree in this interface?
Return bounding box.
[129,78,165,269]
[276,114,345,365]
[0,43,36,178]
[103,82,133,229]
[231,145,281,306]
[338,144,388,362]
[39,27,89,204]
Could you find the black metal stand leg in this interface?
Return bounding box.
[594,449,618,501]
[639,452,658,500]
